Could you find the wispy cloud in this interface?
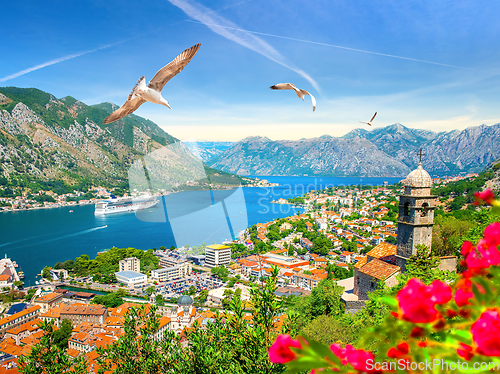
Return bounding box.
[167,0,319,91]
[0,41,122,83]
[186,22,493,74]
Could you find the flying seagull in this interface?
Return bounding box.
[359,112,377,126]
[103,43,201,125]
[269,83,316,112]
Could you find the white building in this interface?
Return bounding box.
[119,257,141,272]
[150,262,192,283]
[205,244,231,268]
[115,271,147,287]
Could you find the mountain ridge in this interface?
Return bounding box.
[207,123,500,177]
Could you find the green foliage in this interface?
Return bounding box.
[18,320,87,373]
[52,319,73,350]
[289,279,345,325]
[155,294,165,306]
[211,266,230,279]
[92,291,126,308]
[58,247,159,278]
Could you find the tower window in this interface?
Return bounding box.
[404,202,410,216]
[421,202,429,217]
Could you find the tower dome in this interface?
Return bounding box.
[404,163,432,188]
[178,295,194,306]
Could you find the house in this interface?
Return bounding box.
[34,292,64,313]
[339,251,354,264]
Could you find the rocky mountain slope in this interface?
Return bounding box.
[0,87,244,191]
[208,124,500,177]
[184,141,234,162]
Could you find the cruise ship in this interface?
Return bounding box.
[94,195,159,215]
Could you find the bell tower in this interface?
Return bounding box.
[396,150,436,271]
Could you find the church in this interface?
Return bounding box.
[340,161,457,313]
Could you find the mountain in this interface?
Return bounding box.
[208,123,500,177]
[183,141,234,162]
[208,136,411,177]
[0,87,245,191]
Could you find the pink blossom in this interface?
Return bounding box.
[466,239,500,270]
[457,343,474,361]
[397,279,451,323]
[484,222,500,247]
[471,310,500,357]
[268,335,301,363]
[455,288,474,307]
[474,189,495,205]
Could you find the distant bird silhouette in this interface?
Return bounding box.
[359,112,377,126]
[103,44,201,125]
[269,83,316,112]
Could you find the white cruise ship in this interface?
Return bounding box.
[94,195,159,215]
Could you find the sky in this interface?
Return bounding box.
[2,0,500,141]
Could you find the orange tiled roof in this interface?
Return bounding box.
[0,306,40,327]
[61,303,106,316]
[367,243,397,259]
[354,257,367,269]
[34,292,62,303]
[66,348,81,358]
[5,318,41,335]
[359,258,400,280]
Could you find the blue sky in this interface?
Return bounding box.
[2,0,500,141]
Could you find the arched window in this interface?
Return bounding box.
[421,202,429,217]
[404,202,410,216]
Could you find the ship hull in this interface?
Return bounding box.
[95,197,159,216]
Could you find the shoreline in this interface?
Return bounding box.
[0,181,281,214]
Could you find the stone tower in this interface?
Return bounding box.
[396,162,436,271]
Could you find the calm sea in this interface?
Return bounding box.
[0,176,400,284]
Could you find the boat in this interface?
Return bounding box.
[18,271,25,279]
[69,210,73,213]
[94,195,159,215]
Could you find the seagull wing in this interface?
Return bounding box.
[270,83,297,90]
[103,97,146,125]
[370,112,377,123]
[300,89,316,112]
[148,43,201,92]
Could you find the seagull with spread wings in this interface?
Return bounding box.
[359,112,377,126]
[103,43,201,125]
[269,83,316,112]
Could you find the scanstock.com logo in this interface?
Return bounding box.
[127,139,248,247]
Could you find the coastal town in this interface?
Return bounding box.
[0,165,473,371]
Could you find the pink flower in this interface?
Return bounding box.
[455,288,474,307]
[461,241,474,256]
[344,345,375,372]
[457,343,474,361]
[474,189,495,205]
[330,344,375,372]
[471,310,500,356]
[484,222,500,247]
[268,335,301,363]
[397,279,451,323]
[466,239,500,270]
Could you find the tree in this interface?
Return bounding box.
[52,319,73,350]
[92,292,125,308]
[18,320,87,373]
[155,294,165,306]
[145,286,156,297]
[210,266,229,279]
[41,267,51,279]
[188,285,196,295]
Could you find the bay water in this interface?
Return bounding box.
[0,176,401,284]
